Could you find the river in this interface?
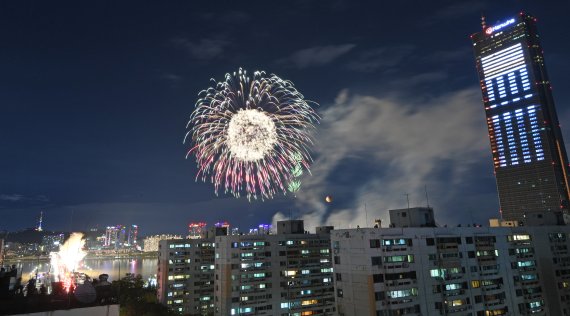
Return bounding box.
[4,256,158,283]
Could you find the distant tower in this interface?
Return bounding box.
[36,211,43,232]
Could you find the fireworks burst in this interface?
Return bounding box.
[185,68,319,200]
[50,232,86,293]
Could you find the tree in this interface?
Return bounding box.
[112,273,176,316]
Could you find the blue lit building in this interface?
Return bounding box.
[472,13,570,224]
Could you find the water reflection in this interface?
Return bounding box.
[5,257,158,283]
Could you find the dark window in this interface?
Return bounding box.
[370,239,380,248]
[373,274,384,283]
[426,238,435,246]
[466,237,473,244]
[401,212,407,217]
[334,256,340,264]
[374,291,384,301]
[336,273,342,281]
[432,285,441,293]
[337,289,343,298]
[371,256,382,266]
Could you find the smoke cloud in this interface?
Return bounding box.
[273,88,493,230]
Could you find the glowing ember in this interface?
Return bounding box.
[50,232,86,293]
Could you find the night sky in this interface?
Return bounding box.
[1,1,570,235]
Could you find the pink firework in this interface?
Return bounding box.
[185,68,319,200]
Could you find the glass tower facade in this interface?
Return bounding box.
[472,12,570,224]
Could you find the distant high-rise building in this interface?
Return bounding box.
[0,239,4,264]
[84,227,105,250]
[142,234,182,252]
[187,222,207,239]
[472,13,570,223]
[105,225,126,249]
[41,233,64,253]
[214,221,230,229]
[127,224,138,247]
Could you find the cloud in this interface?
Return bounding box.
[346,45,415,72]
[0,194,24,202]
[424,47,473,64]
[172,38,230,60]
[391,71,449,87]
[0,194,49,203]
[421,2,487,26]
[272,86,492,230]
[278,44,356,68]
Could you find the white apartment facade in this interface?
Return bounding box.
[331,225,570,316]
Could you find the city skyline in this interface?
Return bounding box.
[2,1,570,235]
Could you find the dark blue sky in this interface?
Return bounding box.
[1,1,569,235]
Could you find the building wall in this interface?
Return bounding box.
[332,226,570,316]
[157,239,215,315]
[389,207,435,228]
[215,232,336,316]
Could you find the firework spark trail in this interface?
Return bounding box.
[185,68,319,200]
[50,232,86,292]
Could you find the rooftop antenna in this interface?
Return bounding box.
[481,13,487,30]
[364,203,368,228]
[404,193,410,209]
[424,185,430,209]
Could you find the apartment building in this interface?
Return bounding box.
[331,208,570,315]
[156,228,224,315]
[215,220,336,316]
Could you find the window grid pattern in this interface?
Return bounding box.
[482,43,533,110]
[491,105,543,167]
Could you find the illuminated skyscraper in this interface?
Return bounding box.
[472,13,570,224]
[105,225,126,249]
[127,224,138,247]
